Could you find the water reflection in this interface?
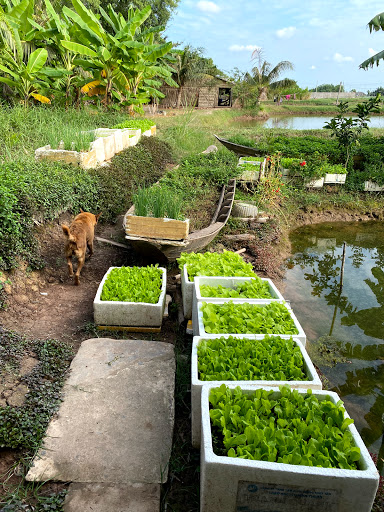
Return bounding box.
[236,115,384,130]
[283,221,384,472]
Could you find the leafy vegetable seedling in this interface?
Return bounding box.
[201,301,298,335]
[200,278,272,299]
[209,384,361,470]
[101,265,162,303]
[177,251,255,282]
[198,335,306,381]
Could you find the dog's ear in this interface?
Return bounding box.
[95,212,102,223]
[62,225,70,237]
[80,208,84,213]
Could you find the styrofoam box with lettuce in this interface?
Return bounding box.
[191,335,321,448]
[193,276,285,318]
[195,299,306,346]
[200,383,379,512]
[93,266,166,326]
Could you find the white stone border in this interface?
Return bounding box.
[35,125,155,169]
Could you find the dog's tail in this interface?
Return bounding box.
[62,225,77,244]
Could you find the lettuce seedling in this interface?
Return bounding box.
[101,265,162,303]
[200,278,272,299]
[198,335,306,381]
[177,251,255,282]
[209,385,360,470]
[201,301,298,335]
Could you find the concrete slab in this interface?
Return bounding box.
[26,338,175,484]
[64,482,160,512]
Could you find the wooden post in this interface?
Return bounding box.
[340,242,346,290]
[336,82,342,105]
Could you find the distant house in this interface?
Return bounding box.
[158,77,233,109]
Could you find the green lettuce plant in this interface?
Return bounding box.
[201,301,298,335]
[198,335,306,381]
[101,265,163,303]
[199,278,272,299]
[209,384,361,470]
[177,251,255,282]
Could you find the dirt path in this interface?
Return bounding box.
[0,214,135,349]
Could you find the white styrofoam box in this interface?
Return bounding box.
[142,128,153,137]
[195,299,306,345]
[324,173,347,184]
[305,177,324,188]
[181,264,195,320]
[93,266,167,326]
[122,128,141,148]
[191,335,322,448]
[192,276,285,336]
[364,180,384,192]
[200,383,379,512]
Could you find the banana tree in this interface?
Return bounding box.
[360,12,384,69]
[0,46,51,105]
[59,0,177,106]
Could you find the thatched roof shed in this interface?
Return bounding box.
[159,77,233,109]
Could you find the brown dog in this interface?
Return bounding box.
[62,210,101,285]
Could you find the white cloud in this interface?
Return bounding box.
[334,53,354,63]
[309,65,316,70]
[369,48,379,56]
[229,44,261,52]
[197,1,221,13]
[276,26,296,39]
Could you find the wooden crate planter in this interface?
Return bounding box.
[93,266,167,327]
[200,384,380,512]
[125,214,189,241]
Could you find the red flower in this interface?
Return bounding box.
[300,161,306,166]
[266,156,271,161]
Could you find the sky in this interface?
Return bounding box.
[164,0,384,93]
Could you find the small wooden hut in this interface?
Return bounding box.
[159,77,233,109]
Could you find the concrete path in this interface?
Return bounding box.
[26,338,175,511]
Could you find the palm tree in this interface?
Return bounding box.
[251,48,294,102]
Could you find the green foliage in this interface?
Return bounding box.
[309,83,344,92]
[198,335,306,381]
[0,136,173,269]
[267,135,342,162]
[101,265,163,303]
[88,136,174,222]
[201,301,299,335]
[209,385,360,470]
[177,250,255,282]
[112,119,155,131]
[0,330,73,451]
[200,278,272,299]
[324,96,382,169]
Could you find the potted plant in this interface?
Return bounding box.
[200,383,379,512]
[196,300,306,345]
[93,265,167,326]
[177,251,256,319]
[191,335,322,447]
[323,163,348,184]
[125,186,189,241]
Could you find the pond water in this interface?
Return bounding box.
[283,221,384,473]
[238,115,384,130]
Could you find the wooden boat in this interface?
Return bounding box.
[124,179,236,261]
[214,134,265,157]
